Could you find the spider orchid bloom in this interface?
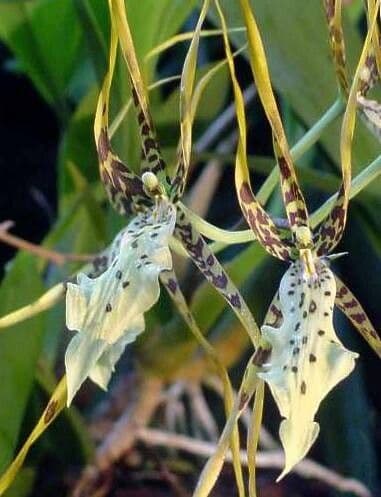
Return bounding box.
[64,0,260,405]
[218,0,381,477]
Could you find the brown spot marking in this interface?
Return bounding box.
[299,292,305,309]
[106,303,112,312]
[309,353,317,363]
[116,270,122,280]
[44,400,58,424]
[239,182,254,204]
[344,298,358,309]
[350,313,366,325]
[309,300,317,313]
[337,285,348,298]
[239,392,249,410]
[300,381,307,395]
[97,129,109,162]
[167,278,177,294]
[291,366,298,373]
[278,156,291,179]
[252,347,271,367]
[318,329,325,336]
[122,281,130,289]
[141,123,150,135]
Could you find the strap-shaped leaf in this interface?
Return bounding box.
[160,268,245,497]
[237,0,309,235]
[175,209,261,346]
[0,378,67,496]
[94,17,148,215]
[334,274,381,358]
[215,0,293,261]
[322,0,349,94]
[170,0,210,201]
[315,4,380,255]
[110,0,168,183]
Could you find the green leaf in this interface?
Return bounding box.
[58,88,99,194]
[0,253,45,472]
[0,0,82,117]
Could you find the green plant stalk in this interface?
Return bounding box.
[310,153,381,228]
[257,97,345,205]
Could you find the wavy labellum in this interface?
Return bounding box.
[65,202,176,405]
[258,259,358,478]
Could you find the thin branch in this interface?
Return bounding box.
[137,428,371,497]
[0,221,94,265]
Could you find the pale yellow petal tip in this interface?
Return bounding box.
[276,418,320,481]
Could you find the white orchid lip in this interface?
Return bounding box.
[64,202,176,406]
[258,259,358,478]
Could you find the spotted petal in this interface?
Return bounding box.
[65,202,176,405]
[258,260,358,477]
[111,0,168,182]
[94,15,148,215]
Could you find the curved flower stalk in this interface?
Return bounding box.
[216,0,381,479]
[323,0,381,139]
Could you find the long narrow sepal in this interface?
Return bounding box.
[65,203,176,405]
[215,0,293,262]
[236,0,310,235]
[322,0,349,94]
[334,274,381,358]
[175,209,261,347]
[0,377,67,496]
[366,0,381,78]
[110,0,168,183]
[170,0,210,201]
[315,3,380,255]
[160,269,245,497]
[258,260,357,478]
[94,15,147,215]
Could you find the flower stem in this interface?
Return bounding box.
[310,153,381,228]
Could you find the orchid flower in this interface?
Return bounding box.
[67,0,260,407]
[216,0,381,478]
[0,1,262,491]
